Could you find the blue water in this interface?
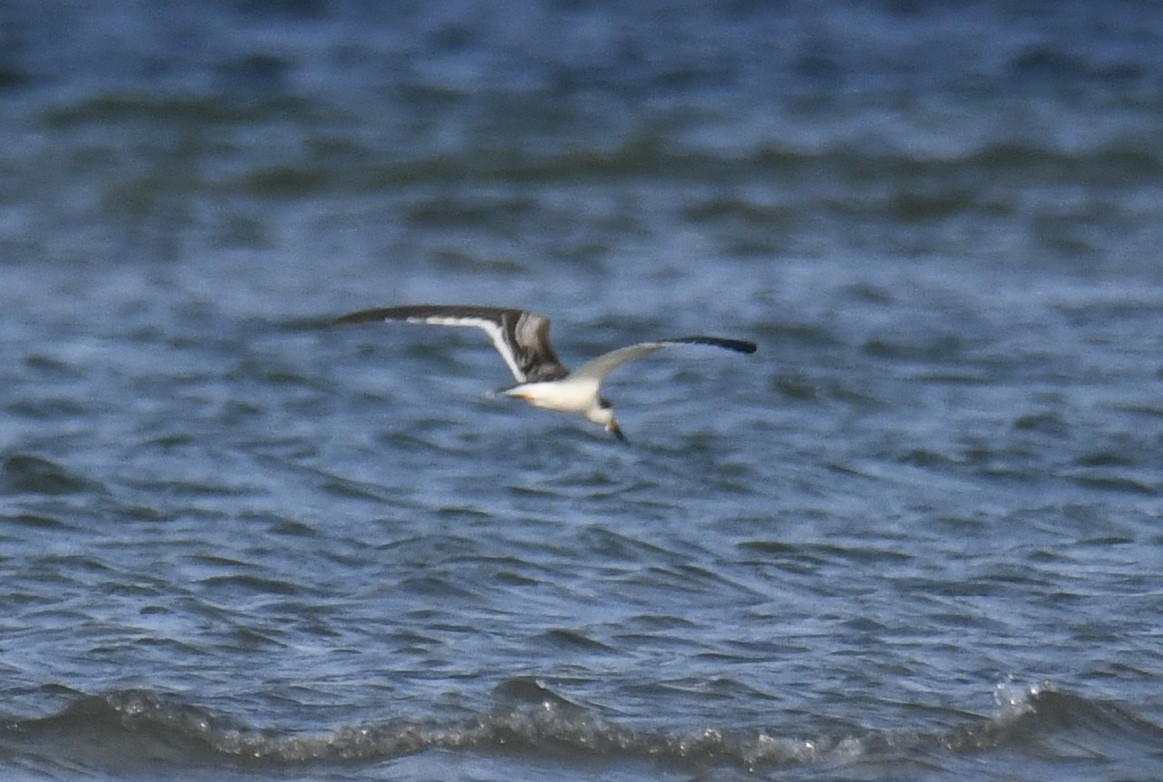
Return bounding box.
[3,2,1163,779]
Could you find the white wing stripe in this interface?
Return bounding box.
[404,315,525,382]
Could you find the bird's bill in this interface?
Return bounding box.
[607,418,628,443]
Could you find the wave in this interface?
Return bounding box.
[28,85,1163,192]
[2,682,1161,778]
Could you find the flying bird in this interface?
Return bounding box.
[333,305,756,441]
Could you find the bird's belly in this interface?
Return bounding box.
[505,379,598,413]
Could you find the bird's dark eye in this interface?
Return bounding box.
[598,396,614,409]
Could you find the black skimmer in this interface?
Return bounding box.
[334,305,756,441]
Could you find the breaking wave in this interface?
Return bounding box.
[3,682,1161,778]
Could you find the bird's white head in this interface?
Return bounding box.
[587,397,627,442]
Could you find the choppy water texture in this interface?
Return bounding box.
[3,2,1163,779]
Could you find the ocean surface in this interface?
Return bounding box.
[3,1,1163,779]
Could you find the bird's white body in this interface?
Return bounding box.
[502,376,615,428]
[504,377,600,412]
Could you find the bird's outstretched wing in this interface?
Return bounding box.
[569,336,757,384]
[333,305,570,383]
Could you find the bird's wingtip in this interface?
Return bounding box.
[678,336,757,354]
[332,309,380,327]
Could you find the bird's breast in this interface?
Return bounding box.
[503,378,600,413]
